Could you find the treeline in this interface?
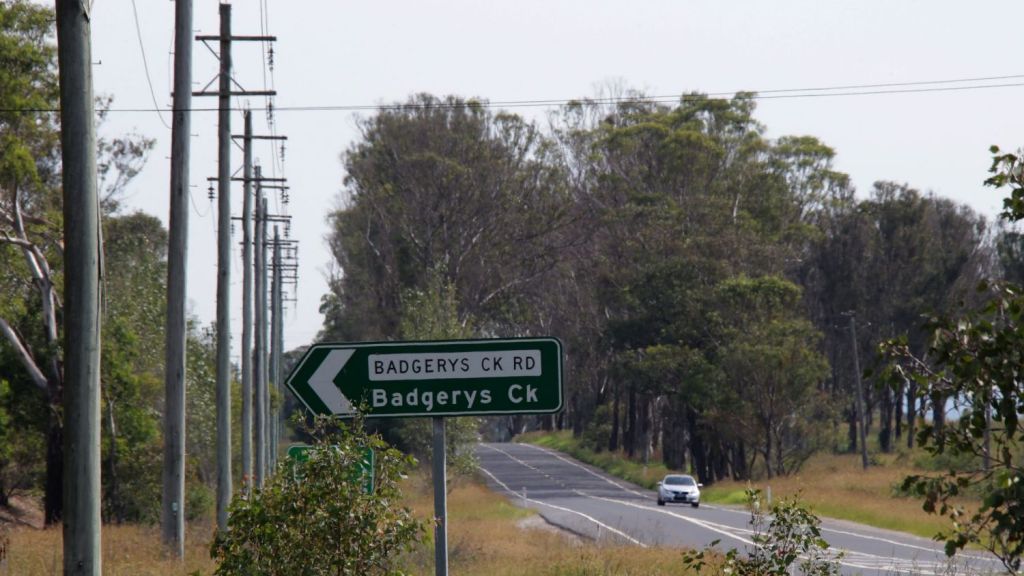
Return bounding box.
[321,93,1001,483]
[0,0,221,524]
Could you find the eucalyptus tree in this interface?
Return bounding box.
[0,0,155,521]
[323,94,576,340]
[0,0,66,523]
[803,182,991,453]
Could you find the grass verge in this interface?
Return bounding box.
[520,431,673,490]
[399,473,702,575]
[517,431,957,541]
[3,522,217,575]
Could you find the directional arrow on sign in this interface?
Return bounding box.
[286,338,563,418]
[308,349,355,415]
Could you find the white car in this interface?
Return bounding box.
[656,474,702,507]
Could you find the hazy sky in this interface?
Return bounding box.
[89,0,1024,356]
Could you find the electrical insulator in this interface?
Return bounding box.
[207,183,215,201]
[267,46,275,71]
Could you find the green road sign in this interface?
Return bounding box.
[286,338,563,418]
[286,444,375,493]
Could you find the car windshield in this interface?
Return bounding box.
[664,475,695,486]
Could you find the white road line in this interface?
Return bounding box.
[818,524,997,564]
[519,443,745,515]
[581,491,755,547]
[578,492,948,575]
[483,445,998,574]
[477,464,647,547]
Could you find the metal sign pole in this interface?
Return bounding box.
[432,417,448,576]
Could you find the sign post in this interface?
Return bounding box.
[285,337,563,576]
[432,418,447,576]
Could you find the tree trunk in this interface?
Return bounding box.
[625,387,637,458]
[608,384,620,452]
[732,440,747,481]
[662,404,686,470]
[640,396,651,465]
[571,394,583,437]
[45,408,63,525]
[906,380,916,449]
[687,409,705,482]
[894,380,904,441]
[931,391,945,446]
[847,404,858,453]
[105,395,119,523]
[879,385,892,453]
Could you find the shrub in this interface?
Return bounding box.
[211,417,424,575]
[682,489,842,575]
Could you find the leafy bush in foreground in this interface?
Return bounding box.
[211,418,424,575]
[682,489,842,575]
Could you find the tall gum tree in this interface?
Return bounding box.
[0,0,154,522]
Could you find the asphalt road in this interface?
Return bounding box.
[476,442,1006,575]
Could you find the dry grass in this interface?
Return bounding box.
[701,451,957,539]
[1,522,217,575]
[399,474,698,575]
[521,431,965,542]
[0,476,698,576]
[7,446,954,575]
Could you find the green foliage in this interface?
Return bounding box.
[186,323,220,489]
[883,282,1024,573]
[318,88,995,493]
[521,431,672,490]
[681,490,842,576]
[988,145,1024,222]
[875,148,1024,573]
[579,404,613,453]
[211,417,423,576]
[714,276,833,477]
[97,212,168,522]
[391,270,481,482]
[0,378,43,505]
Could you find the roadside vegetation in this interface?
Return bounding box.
[1,473,698,576]
[521,430,958,540]
[2,0,1023,572]
[398,474,697,576]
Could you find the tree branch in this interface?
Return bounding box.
[0,317,48,391]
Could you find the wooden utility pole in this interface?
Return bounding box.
[848,313,869,470]
[253,168,266,486]
[56,0,101,572]
[271,226,283,469]
[162,0,193,556]
[260,196,271,474]
[240,110,254,487]
[433,418,448,576]
[214,2,233,529]
[194,10,276,498]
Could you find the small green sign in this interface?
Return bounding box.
[286,444,374,493]
[285,338,563,418]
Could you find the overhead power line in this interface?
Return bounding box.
[10,73,1024,114]
[129,0,170,129]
